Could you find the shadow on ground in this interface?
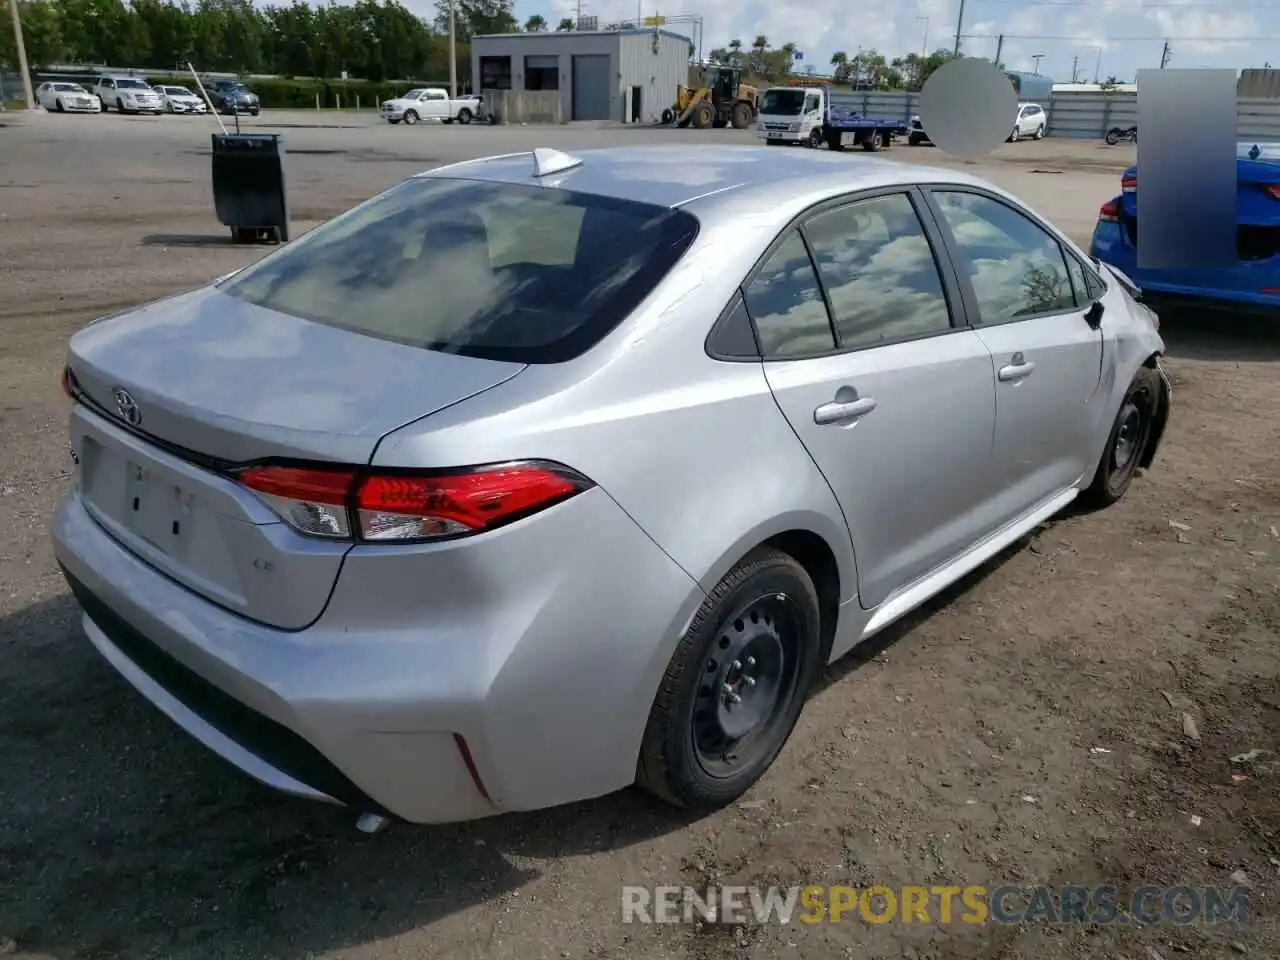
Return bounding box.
[1157,305,1280,363]
[0,594,700,960]
[140,233,238,248]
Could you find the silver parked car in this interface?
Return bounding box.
[53,145,1171,826]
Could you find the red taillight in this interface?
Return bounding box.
[236,461,591,542]
[1098,200,1120,224]
[1264,185,1280,200]
[1121,175,1136,192]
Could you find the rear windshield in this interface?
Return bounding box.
[220,175,700,363]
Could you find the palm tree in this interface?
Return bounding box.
[728,38,743,66]
[556,17,574,31]
[524,14,547,31]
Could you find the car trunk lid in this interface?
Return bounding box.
[67,285,524,629]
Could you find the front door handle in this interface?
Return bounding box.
[998,352,1035,382]
[814,396,877,424]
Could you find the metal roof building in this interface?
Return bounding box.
[471,29,694,123]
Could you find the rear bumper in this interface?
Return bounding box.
[1092,220,1280,314]
[52,483,703,824]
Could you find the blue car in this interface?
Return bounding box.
[1090,143,1280,314]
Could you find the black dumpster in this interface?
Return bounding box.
[211,132,290,244]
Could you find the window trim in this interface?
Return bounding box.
[711,185,973,364]
[919,184,1087,329]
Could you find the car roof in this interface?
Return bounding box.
[417,144,991,216]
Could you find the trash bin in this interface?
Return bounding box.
[211,132,290,244]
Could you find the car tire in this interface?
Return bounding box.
[55,98,65,113]
[1080,366,1162,510]
[636,546,823,811]
[1008,127,1019,142]
[807,128,824,148]
[117,98,126,114]
[1034,124,1045,140]
[404,109,419,125]
[457,108,472,124]
[908,132,925,145]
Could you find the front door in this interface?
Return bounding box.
[423,91,449,119]
[925,188,1104,517]
[747,190,1000,610]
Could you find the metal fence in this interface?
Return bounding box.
[788,89,1280,142]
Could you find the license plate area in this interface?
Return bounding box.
[124,459,196,558]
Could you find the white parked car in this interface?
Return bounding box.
[1009,102,1047,141]
[96,75,165,115]
[153,84,207,114]
[909,101,1049,146]
[36,81,101,114]
[380,87,481,125]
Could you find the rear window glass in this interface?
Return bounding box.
[220,176,700,363]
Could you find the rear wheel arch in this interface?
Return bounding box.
[682,523,850,665]
[761,530,841,662]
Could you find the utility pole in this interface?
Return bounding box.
[448,0,457,97]
[6,0,36,111]
[953,0,965,56]
[994,34,1004,69]
[1093,45,1103,83]
[1159,41,1171,69]
[1031,53,1043,75]
[917,16,929,56]
[1071,55,1079,83]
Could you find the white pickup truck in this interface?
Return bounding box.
[380,88,481,125]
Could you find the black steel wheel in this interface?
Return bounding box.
[1081,366,1161,509]
[807,128,824,148]
[661,107,675,125]
[637,547,823,810]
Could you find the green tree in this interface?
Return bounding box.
[524,13,545,31]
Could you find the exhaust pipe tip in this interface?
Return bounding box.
[355,813,391,835]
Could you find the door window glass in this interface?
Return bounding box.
[803,193,953,349]
[932,191,1077,323]
[743,232,836,357]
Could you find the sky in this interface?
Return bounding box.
[463,0,1280,83]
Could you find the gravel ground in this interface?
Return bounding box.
[1,112,1277,960]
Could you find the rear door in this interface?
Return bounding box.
[749,189,1000,610]
[924,188,1104,516]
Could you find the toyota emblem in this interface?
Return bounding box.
[113,388,142,426]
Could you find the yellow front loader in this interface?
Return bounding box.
[661,66,758,130]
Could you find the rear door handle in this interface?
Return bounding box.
[998,352,1035,382]
[814,396,877,424]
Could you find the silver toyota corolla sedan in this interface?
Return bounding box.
[52,145,1171,826]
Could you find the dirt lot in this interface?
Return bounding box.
[1,112,1277,960]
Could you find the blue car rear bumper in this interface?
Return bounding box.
[1091,220,1280,313]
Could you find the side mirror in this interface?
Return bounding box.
[1085,300,1105,330]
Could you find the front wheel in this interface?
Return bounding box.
[1105,128,1120,145]
[55,98,65,113]
[1080,366,1162,509]
[1034,124,1045,140]
[637,547,823,810]
[457,108,472,124]
[807,128,824,148]
[404,109,419,125]
[661,107,675,125]
[1008,127,1019,142]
